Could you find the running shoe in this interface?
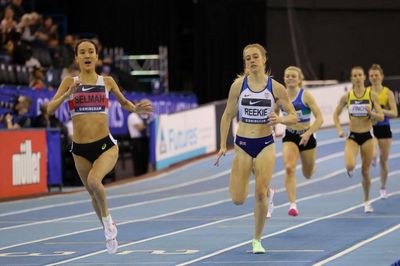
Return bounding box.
[288,206,299,216]
[380,189,388,199]
[106,238,118,254]
[252,239,266,254]
[364,202,374,213]
[266,188,275,218]
[104,219,118,254]
[104,220,118,240]
[347,170,354,178]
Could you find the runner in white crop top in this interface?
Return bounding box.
[68,75,110,117]
[47,39,153,254]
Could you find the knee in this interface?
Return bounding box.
[285,165,296,176]
[361,168,370,178]
[86,176,102,192]
[254,190,267,202]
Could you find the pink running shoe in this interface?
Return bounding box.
[288,207,299,216]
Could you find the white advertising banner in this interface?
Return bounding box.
[307,82,351,127]
[155,105,216,169]
[275,82,351,136]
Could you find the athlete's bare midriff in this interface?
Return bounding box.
[71,113,109,143]
[236,121,273,138]
[349,117,372,133]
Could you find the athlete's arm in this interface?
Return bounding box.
[333,93,348,137]
[368,91,384,121]
[106,76,152,114]
[268,81,296,126]
[47,77,77,115]
[304,91,323,135]
[215,78,241,166]
[385,89,398,118]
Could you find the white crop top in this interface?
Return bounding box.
[68,76,109,117]
[238,76,275,124]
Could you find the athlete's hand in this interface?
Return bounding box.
[338,130,346,138]
[266,112,281,126]
[214,147,227,166]
[134,99,153,114]
[65,80,81,98]
[299,131,311,146]
[364,106,372,116]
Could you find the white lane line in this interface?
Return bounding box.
[313,223,400,265]
[0,133,353,216]
[176,191,400,266]
[0,149,365,230]
[1,127,399,208]
[45,172,400,266]
[0,153,399,249]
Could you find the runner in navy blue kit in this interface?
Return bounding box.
[278,66,323,216]
[368,64,398,199]
[47,39,152,254]
[215,43,296,254]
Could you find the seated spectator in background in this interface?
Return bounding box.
[17,13,35,42]
[8,0,25,22]
[27,12,42,46]
[0,6,17,44]
[33,102,68,135]
[61,63,79,80]
[29,65,46,89]
[59,34,75,68]
[0,95,32,128]
[127,111,150,176]
[36,16,58,44]
[24,46,41,68]
[6,29,31,65]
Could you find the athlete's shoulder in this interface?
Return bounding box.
[270,78,285,91]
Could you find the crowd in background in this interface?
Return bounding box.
[0,0,119,90]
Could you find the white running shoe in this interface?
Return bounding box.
[106,238,118,254]
[364,202,374,213]
[104,220,118,240]
[104,219,118,254]
[266,188,275,218]
[380,189,388,199]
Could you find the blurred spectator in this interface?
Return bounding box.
[28,12,42,46]
[6,29,30,64]
[29,65,46,89]
[0,95,32,128]
[0,6,17,44]
[61,63,79,80]
[17,13,35,42]
[7,0,24,22]
[59,34,75,68]
[127,111,150,176]
[48,37,62,68]
[36,16,58,44]
[32,102,67,133]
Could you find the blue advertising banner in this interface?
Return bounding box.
[0,86,198,134]
[46,129,62,186]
